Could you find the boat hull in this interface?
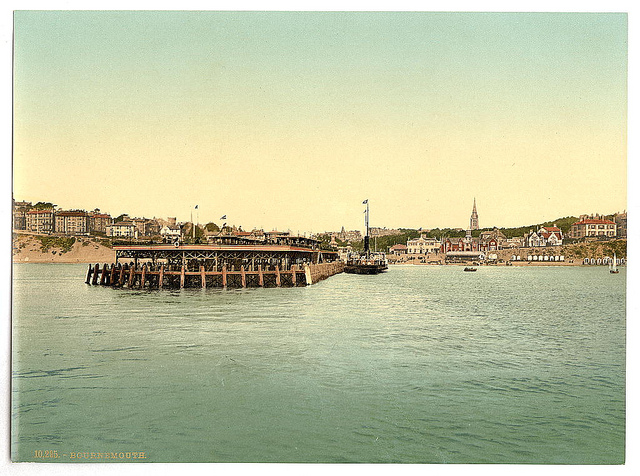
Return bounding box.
[344,264,388,275]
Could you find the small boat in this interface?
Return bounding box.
[610,253,620,274]
[464,267,477,272]
[344,200,388,275]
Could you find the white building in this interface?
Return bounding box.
[407,235,441,254]
[524,225,563,247]
[107,221,137,239]
[160,225,182,242]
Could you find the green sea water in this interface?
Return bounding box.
[11,263,625,463]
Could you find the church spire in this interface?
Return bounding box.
[470,198,479,230]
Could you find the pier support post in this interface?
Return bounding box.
[241,266,246,288]
[222,265,227,288]
[258,265,264,287]
[92,263,100,285]
[128,264,136,288]
[200,265,206,289]
[275,265,281,287]
[118,265,125,286]
[180,265,185,289]
[86,264,92,284]
[159,265,164,289]
[140,265,147,289]
[291,264,297,285]
[100,264,108,285]
[109,264,116,286]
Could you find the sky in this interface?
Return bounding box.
[12,10,628,234]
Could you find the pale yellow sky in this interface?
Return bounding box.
[13,11,627,233]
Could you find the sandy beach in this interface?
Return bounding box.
[12,234,114,264]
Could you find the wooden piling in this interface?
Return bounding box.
[92,263,100,285]
[87,245,343,290]
[128,264,135,288]
[140,265,147,289]
[118,265,125,286]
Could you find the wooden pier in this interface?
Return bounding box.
[85,243,343,289]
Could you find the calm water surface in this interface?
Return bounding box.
[12,264,626,463]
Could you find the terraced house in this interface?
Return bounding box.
[55,210,89,235]
[25,209,55,234]
[89,210,113,234]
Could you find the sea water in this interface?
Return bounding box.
[11,263,625,463]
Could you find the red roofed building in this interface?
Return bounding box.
[524,224,564,247]
[25,209,55,234]
[89,211,112,234]
[55,210,90,235]
[389,244,408,255]
[570,218,616,239]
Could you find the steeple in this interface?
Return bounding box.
[469,198,479,230]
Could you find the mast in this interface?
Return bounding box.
[363,199,370,257]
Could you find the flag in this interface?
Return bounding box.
[220,215,226,220]
[362,199,368,204]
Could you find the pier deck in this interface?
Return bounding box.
[86,244,343,289]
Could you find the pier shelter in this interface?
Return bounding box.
[86,243,342,289]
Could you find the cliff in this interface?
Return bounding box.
[12,233,115,264]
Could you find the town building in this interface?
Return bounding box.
[503,236,525,248]
[107,221,138,239]
[12,200,32,230]
[89,210,112,234]
[407,235,441,254]
[478,228,507,251]
[569,216,616,239]
[128,217,162,237]
[369,227,402,237]
[389,244,408,255]
[25,209,55,234]
[524,225,564,247]
[333,227,362,243]
[55,210,90,235]
[614,211,627,238]
[441,229,478,253]
[160,225,182,242]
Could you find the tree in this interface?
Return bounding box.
[205,222,220,233]
[33,202,56,210]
